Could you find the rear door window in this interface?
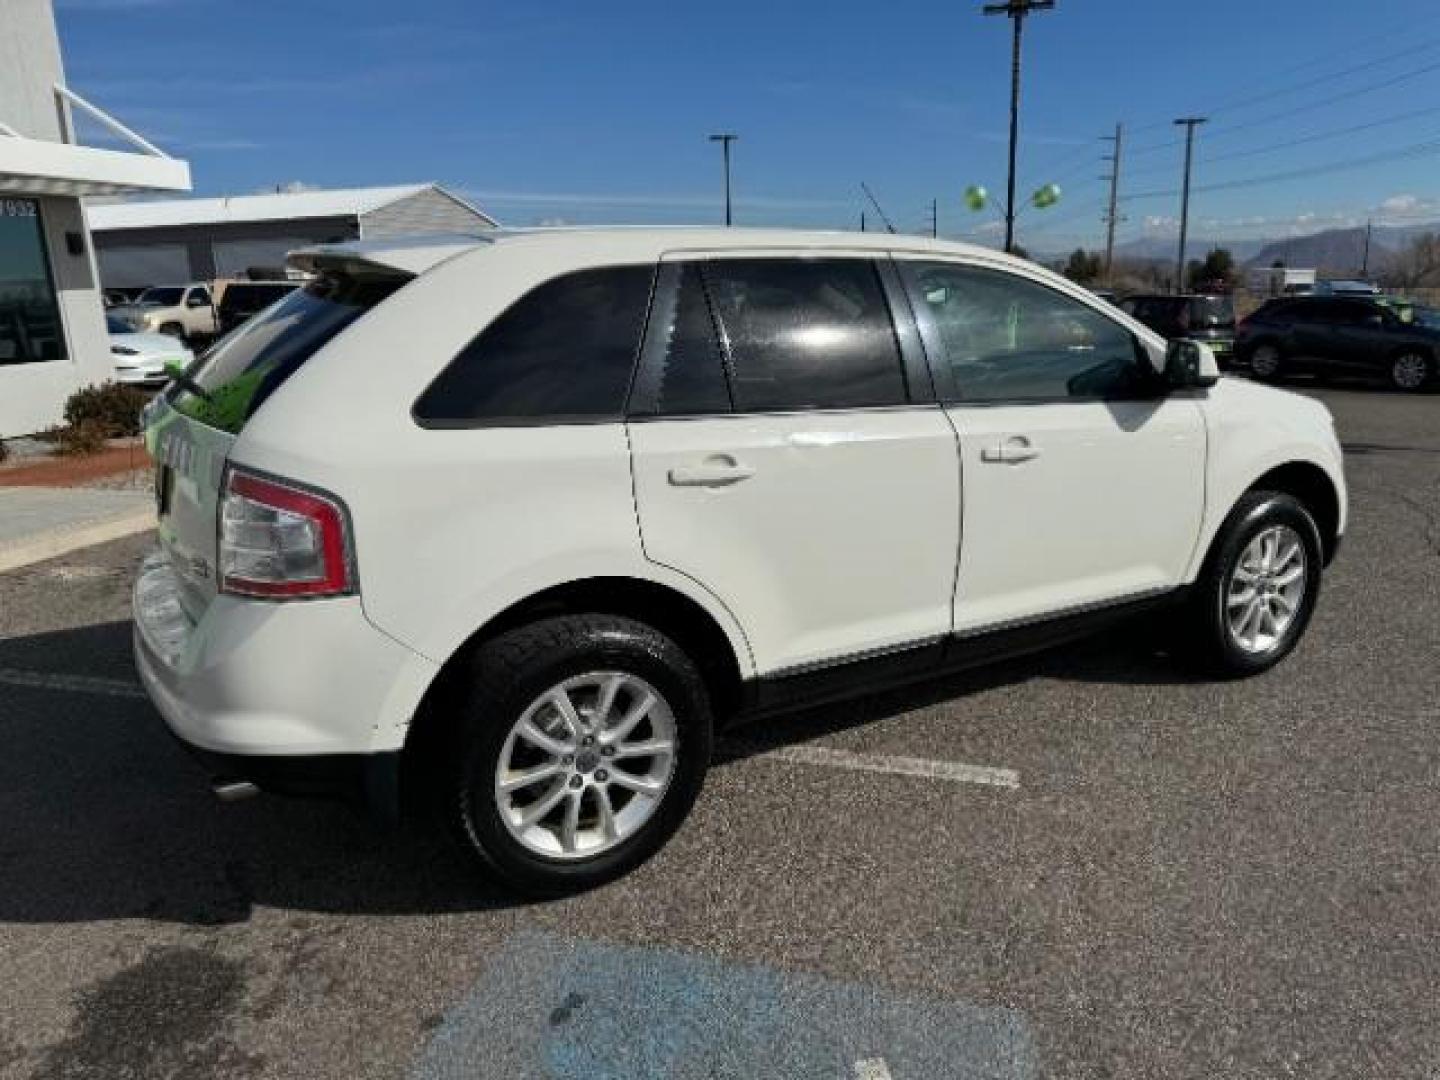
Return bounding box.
[167,271,406,434]
[413,265,655,426]
[700,258,908,412]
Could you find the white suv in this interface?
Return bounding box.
[133,229,1346,895]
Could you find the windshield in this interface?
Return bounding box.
[137,287,185,306]
[1189,296,1235,329]
[166,270,407,434]
[105,315,132,334]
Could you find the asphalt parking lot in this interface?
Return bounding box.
[0,384,1436,1079]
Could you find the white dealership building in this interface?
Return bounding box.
[0,0,191,436]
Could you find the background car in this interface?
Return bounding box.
[1236,295,1437,391]
[215,280,301,336]
[1116,293,1237,367]
[107,283,218,340]
[107,314,193,385]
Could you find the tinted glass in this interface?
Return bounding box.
[701,258,906,411]
[138,287,184,306]
[414,265,654,424]
[906,261,1153,403]
[188,288,211,305]
[631,263,731,416]
[168,271,405,434]
[106,315,131,334]
[0,198,66,365]
[1189,296,1235,329]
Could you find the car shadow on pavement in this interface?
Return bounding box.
[0,617,1200,925]
[720,625,1203,764]
[0,620,521,925]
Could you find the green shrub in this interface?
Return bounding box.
[63,382,147,438]
[44,421,109,456]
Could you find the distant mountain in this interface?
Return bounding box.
[1244,227,1384,275]
[1111,236,1271,263]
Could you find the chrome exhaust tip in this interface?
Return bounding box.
[212,779,260,802]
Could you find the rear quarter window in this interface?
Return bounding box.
[413,264,655,426]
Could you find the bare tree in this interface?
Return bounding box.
[1382,232,1440,289]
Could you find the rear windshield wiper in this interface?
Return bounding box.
[167,367,212,403]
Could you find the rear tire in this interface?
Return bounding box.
[1248,342,1284,381]
[1180,491,1323,678]
[1389,351,1433,393]
[447,615,712,897]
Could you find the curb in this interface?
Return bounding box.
[0,509,155,574]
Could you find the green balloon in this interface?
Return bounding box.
[963,185,988,212]
[1031,183,1062,209]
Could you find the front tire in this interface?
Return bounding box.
[448,615,712,897]
[1182,491,1322,678]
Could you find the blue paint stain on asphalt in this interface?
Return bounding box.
[412,932,1036,1079]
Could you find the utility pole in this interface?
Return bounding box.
[860,209,867,232]
[1173,117,1207,294]
[708,133,737,226]
[1361,218,1373,278]
[1101,122,1123,276]
[983,0,1055,255]
[926,198,938,238]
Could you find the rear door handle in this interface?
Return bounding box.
[980,437,1041,465]
[668,456,756,487]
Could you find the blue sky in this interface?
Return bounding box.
[53,0,1440,251]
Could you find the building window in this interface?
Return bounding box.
[0,198,66,366]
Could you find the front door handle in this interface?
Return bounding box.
[980,437,1041,465]
[668,455,756,487]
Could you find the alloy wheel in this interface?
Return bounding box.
[1392,352,1429,391]
[493,671,678,861]
[1225,524,1308,654]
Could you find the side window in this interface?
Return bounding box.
[701,258,908,412]
[902,261,1153,403]
[188,287,211,306]
[630,263,731,416]
[414,265,654,425]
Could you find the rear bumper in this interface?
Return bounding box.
[132,552,436,809]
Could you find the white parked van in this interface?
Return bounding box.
[133,229,1346,895]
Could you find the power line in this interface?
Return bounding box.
[1122,101,1440,181]
[1123,130,1440,202]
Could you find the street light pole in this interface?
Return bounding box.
[1173,117,1206,294]
[708,133,737,226]
[983,0,1055,254]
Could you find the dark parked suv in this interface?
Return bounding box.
[216,280,301,336]
[1117,294,1237,367]
[1236,296,1438,392]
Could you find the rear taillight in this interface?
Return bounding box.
[219,468,353,599]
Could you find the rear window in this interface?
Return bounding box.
[138,287,184,306]
[166,271,405,434]
[1189,296,1235,329]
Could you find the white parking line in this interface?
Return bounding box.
[755,744,1020,790]
[854,1059,896,1080]
[0,668,146,700]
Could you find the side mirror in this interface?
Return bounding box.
[1165,339,1220,390]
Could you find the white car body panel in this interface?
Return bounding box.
[947,397,1207,633]
[131,227,1347,769]
[630,407,960,674]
